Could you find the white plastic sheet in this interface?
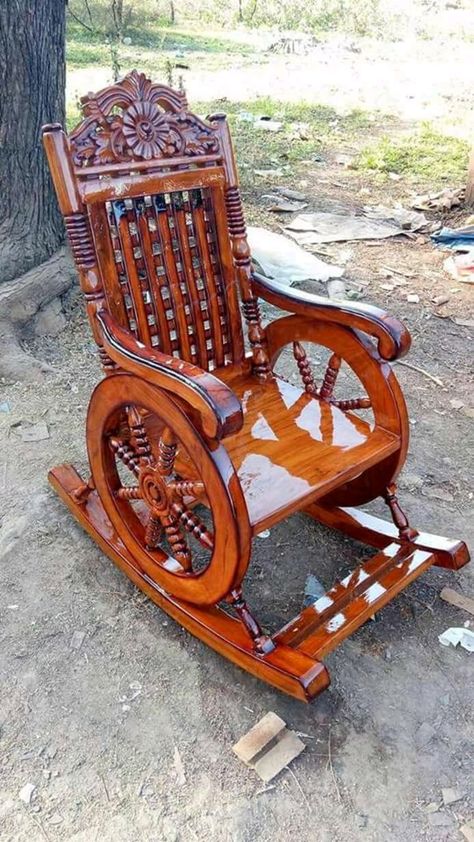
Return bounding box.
[438,627,474,652]
[247,225,343,285]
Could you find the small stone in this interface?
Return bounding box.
[257,529,270,539]
[399,472,423,491]
[384,647,392,661]
[428,812,453,827]
[355,813,368,828]
[328,279,346,300]
[460,820,474,842]
[415,721,435,747]
[42,770,51,781]
[70,630,86,650]
[19,783,36,805]
[442,787,464,806]
[449,399,464,410]
[407,293,420,303]
[422,485,454,503]
[424,801,441,814]
[122,704,131,712]
[20,421,50,442]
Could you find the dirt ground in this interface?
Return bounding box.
[1,27,474,842]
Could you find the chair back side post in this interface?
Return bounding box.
[209,114,272,381]
[42,124,114,371]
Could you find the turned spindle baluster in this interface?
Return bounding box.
[161,512,192,570]
[331,397,372,411]
[210,114,272,382]
[228,589,275,654]
[109,438,140,477]
[171,502,214,550]
[42,125,113,374]
[127,406,152,462]
[157,427,178,476]
[320,353,341,401]
[116,486,142,501]
[292,341,318,395]
[383,483,418,542]
[169,480,206,500]
[144,514,163,549]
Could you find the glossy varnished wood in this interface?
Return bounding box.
[218,368,399,531]
[49,464,330,702]
[276,542,435,659]
[42,71,470,702]
[304,503,470,571]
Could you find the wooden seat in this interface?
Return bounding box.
[43,71,469,703]
[219,370,399,531]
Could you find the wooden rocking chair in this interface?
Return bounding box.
[43,72,469,701]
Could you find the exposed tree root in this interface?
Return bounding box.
[0,248,76,383]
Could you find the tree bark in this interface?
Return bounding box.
[0,0,66,285]
[466,145,474,207]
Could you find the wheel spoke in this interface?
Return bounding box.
[331,396,371,410]
[168,479,206,500]
[172,501,214,550]
[116,485,142,500]
[157,426,178,477]
[109,437,140,477]
[144,513,163,548]
[161,511,193,571]
[293,341,319,396]
[320,353,341,400]
[127,405,153,462]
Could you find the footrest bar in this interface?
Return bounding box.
[275,542,433,659]
[305,502,470,570]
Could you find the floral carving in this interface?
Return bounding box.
[70,70,220,167]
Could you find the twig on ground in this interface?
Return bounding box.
[327,727,342,804]
[100,773,110,802]
[394,359,444,387]
[286,765,313,815]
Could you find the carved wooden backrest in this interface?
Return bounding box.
[43,71,270,376]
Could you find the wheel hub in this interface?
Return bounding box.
[139,465,169,513]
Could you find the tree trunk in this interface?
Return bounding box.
[0,0,66,285]
[466,145,474,207]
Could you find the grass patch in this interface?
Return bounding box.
[199,99,379,190]
[67,19,253,71]
[357,124,469,183]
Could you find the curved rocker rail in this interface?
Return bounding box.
[49,463,469,702]
[49,464,330,702]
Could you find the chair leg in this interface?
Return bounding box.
[305,499,469,571]
[383,483,418,542]
[228,589,275,654]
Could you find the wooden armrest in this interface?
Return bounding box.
[97,310,243,441]
[251,272,411,361]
